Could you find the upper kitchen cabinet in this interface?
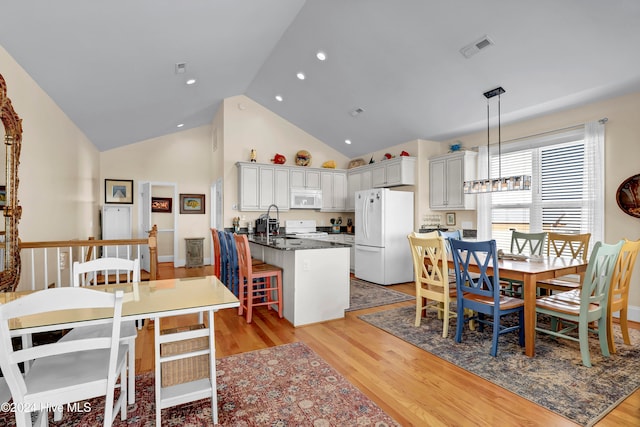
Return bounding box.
[290,168,321,190]
[321,170,347,212]
[346,169,372,211]
[237,162,290,211]
[429,151,477,210]
[371,156,416,187]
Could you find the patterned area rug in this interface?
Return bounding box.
[359,305,640,426]
[0,342,399,426]
[346,278,414,311]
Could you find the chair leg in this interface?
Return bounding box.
[442,304,449,338]
[455,305,464,343]
[518,310,525,347]
[597,316,610,360]
[414,297,422,327]
[620,308,631,345]
[128,338,136,405]
[578,319,592,367]
[276,272,283,318]
[490,312,500,357]
[246,281,254,323]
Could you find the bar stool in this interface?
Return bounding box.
[234,234,283,323]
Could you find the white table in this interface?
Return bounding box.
[2,275,239,425]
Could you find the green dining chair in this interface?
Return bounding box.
[502,231,547,297]
[535,240,623,367]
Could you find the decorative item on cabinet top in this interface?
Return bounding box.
[271,153,286,164]
[295,150,311,166]
[322,160,336,168]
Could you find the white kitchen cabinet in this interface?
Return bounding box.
[344,234,355,272]
[371,156,416,187]
[290,168,321,190]
[429,151,477,210]
[346,169,372,211]
[320,170,347,212]
[237,162,290,211]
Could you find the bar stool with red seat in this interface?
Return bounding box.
[210,228,222,279]
[234,233,283,323]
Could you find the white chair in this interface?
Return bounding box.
[61,257,140,405]
[0,287,128,427]
[0,377,10,406]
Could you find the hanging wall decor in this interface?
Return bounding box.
[616,173,640,218]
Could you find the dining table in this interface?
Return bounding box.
[1,275,239,425]
[448,256,587,357]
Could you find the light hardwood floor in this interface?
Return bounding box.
[136,263,640,426]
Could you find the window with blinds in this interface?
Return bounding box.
[490,140,585,252]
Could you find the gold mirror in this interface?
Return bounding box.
[0,73,23,292]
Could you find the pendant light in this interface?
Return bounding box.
[463,87,531,194]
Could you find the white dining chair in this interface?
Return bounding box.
[61,257,140,405]
[0,287,128,427]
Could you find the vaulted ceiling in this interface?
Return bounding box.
[2,1,639,158]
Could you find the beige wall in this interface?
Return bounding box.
[442,91,640,313]
[1,45,100,243]
[100,125,214,263]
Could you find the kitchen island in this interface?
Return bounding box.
[248,235,351,326]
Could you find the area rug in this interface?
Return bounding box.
[359,305,640,426]
[346,278,413,311]
[0,342,399,426]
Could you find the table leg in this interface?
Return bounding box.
[523,274,537,357]
[154,316,162,427]
[208,309,218,425]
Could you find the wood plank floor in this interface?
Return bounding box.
[135,263,640,426]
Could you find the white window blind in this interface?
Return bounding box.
[490,139,586,252]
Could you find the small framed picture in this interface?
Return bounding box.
[0,185,5,209]
[180,194,205,214]
[446,212,456,226]
[105,179,133,204]
[152,197,172,213]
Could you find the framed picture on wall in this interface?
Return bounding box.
[180,194,205,214]
[105,179,133,204]
[151,197,172,213]
[0,185,5,209]
[446,212,456,226]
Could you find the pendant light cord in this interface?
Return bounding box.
[498,92,502,179]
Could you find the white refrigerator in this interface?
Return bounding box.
[355,188,414,285]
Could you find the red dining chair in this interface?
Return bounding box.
[234,234,283,323]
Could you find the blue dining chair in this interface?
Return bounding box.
[449,239,525,356]
[438,229,462,253]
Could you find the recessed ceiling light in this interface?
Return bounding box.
[296,72,305,80]
[275,95,283,102]
[345,139,352,145]
[316,51,327,61]
[177,123,184,128]
[186,78,196,85]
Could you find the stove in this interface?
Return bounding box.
[285,220,329,239]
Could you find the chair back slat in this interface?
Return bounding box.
[580,241,622,312]
[547,232,591,261]
[450,239,499,301]
[72,257,140,287]
[510,231,546,256]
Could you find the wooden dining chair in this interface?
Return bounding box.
[62,257,140,405]
[211,228,222,279]
[537,232,591,293]
[0,287,128,427]
[408,234,456,337]
[606,238,640,353]
[535,240,622,367]
[450,239,524,357]
[234,233,283,323]
[502,231,547,297]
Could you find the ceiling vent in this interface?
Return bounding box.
[175,62,186,74]
[350,107,365,117]
[460,35,494,59]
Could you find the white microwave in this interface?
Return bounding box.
[290,188,322,209]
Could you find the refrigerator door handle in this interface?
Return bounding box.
[360,194,368,240]
[356,245,380,252]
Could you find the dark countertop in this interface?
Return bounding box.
[248,235,351,251]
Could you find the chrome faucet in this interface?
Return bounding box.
[266,204,280,243]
